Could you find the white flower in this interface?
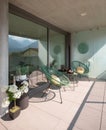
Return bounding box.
[21,81,29,87]
[21,86,29,94]
[13,90,21,99]
[8,84,18,93]
[2,97,10,108]
[20,81,29,94]
[23,87,29,93]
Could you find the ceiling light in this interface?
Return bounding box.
[80,12,87,16]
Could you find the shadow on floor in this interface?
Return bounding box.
[1,113,13,121]
[28,82,56,103]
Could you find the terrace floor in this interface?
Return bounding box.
[0,79,106,130]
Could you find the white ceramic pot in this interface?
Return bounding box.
[19,75,27,80]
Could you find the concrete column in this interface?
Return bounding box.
[0,0,8,117]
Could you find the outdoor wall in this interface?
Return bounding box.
[71,28,106,79]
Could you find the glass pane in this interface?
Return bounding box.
[49,30,65,69]
[9,13,46,39]
[9,13,47,81]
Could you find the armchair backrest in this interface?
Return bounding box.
[40,65,70,86]
[71,61,89,74]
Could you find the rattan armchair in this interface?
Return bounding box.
[71,61,89,80]
[40,65,70,103]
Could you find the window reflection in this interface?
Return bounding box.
[49,30,65,69]
[9,35,38,75]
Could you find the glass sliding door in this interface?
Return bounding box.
[49,30,65,69]
[9,13,66,85]
[9,13,47,78]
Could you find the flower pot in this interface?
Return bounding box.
[9,106,21,120]
[17,93,29,110]
[16,75,27,81]
[19,75,27,80]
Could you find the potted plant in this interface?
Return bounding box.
[16,66,29,81]
[2,84,21,119]
[1,81,29,119]
[17,81,29,110]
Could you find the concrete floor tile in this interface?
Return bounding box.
[54,120,69,130]
[85,102,103,112]
[0,122,7,130]
[73,108,101,130]
[73,118,100,130]
[101,111,106,130]
[103,104,106,113]
[1,105,60,130]
[60,103,81,124]
[30,100,74,120]
[72,126,81,130]
[0,81,106,130]
[87,95,104,103]
[72,94,104,130]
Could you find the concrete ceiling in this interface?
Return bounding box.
[9,0,106,33]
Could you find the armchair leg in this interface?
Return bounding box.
[59,87,62,104]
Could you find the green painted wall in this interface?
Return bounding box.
[71,28,106,79]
